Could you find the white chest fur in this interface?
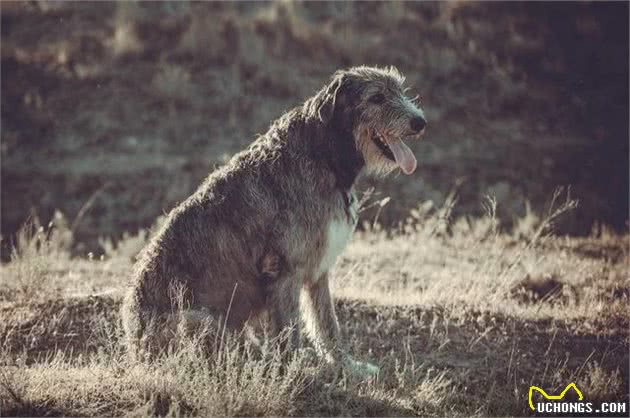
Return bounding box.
[317,191,358,277]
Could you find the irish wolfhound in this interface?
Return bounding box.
[121,65,426,377]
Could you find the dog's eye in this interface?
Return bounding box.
[369,93,385,104]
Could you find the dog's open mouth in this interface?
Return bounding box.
[371,130,418,175]
[372,131,396,161]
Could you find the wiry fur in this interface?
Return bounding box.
[121,66,426,373]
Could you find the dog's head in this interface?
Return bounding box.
[317,66,426,176]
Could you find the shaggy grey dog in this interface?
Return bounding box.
[121,65,426,377]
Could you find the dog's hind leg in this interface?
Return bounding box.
[122,281,225,360]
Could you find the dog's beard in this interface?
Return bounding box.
[355,128,399,178]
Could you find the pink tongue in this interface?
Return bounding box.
[387,138,417,175]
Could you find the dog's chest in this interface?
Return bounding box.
[317,190,358,277]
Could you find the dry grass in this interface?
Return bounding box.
[0,195,628,416]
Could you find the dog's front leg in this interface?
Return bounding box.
[267,277,302,352]
[301,272,343,363]
[302,272,379,378]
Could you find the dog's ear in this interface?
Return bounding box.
[317,73,346,124]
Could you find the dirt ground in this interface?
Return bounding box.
[1,2,628,257]
[0,211,628,416]
[1,296,628,416]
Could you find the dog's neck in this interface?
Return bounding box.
[322,117,364,192]
[276,107,364,193]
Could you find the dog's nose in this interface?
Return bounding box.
[410,116,426,133]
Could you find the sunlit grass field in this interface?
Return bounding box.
[1,192,628,416]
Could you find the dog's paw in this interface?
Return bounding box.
[345,358,380,379]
